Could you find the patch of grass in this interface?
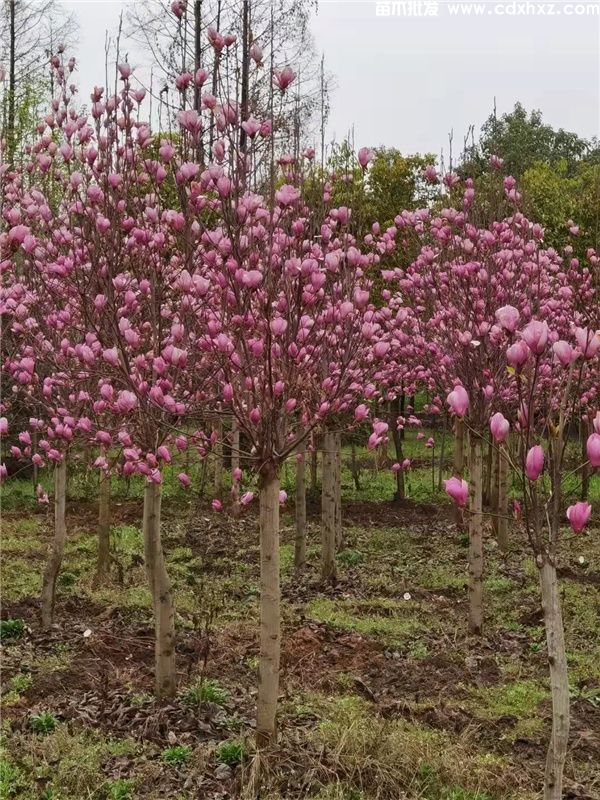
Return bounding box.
[337,549,364,567]
[420,565,467,591]
[181,679,230,707]
[0,619,25,641]
[307,597,429,646]
[30,711,58,734]
[0,757,27,797]
[2,728,139,800]
[162,745,192,766]
[215,740,245,767]
[0,557,41,602]
[309,693,516,799]
[465,679,548,740]
[104,778,136,800]
[34,644,73,674]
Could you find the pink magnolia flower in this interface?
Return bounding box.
[586,433,600,467]
[402,458,411,470]
[495,305,520,333]
[354,404,369,422]
[391,462,401,473]
[211,498,223,511]
[506,341,529,368]
[178,473,191,488]
[566,502,591,534]
[273,66,295,91]
[0,463,7,481]
[425,437,435,448]
[446,385,469,417]
[574,327,600,359]
[521,320,549,355]
[490,412,509,443]
[552,340,578,366]
[525,445,544,481]
[278,490,287,504]
[512,499,522,519]
[444,477,468,506]
[240,491,254,506]
[0,417,7,435]
[357,147,373,169]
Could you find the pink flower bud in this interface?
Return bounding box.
[586,433,600,467]
[240,491,254,506]
[566,501,591,534]
[446,385,469,417]
[178,472,191,488]
[525,445,544,481]
[354,404,369,422]
[212,498,223,511]
[506,340,529,368]
[490,412,509,443]
[278,490,287,504]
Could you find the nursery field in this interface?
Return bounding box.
[1,461,599,800]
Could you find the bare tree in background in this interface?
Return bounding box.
[1,0,77,165]
[126,0,327,170]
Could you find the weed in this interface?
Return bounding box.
[337,549,364,567]
[162,745,192,766]
[216,740,245,767]
[104,778,136,800]
[0,619,25,641]
[30,712,58,734]
[182,679,230,707]
[0,758,26,797]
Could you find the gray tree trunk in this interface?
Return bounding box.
[41,459,68,630]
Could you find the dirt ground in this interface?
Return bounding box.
[1,495,599,800]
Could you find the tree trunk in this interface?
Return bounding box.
[310,436,318,494]
[239,0,250,153]
[491,444,499,539]
[349,440,362,491]
[468,436,484,635]
[579,418,590,501]
[96,469,111,582]
[320,431,337,582]
[213,418,223,498]
[256,468,281,745]
[334,431,343,549]
[143,482,176,698]
[7,0,16,165]
[231,419,240,512]
[454,418,466,529]
[41,459,67,630]
[539,559,570,800]
[294,441,307,571]
[497,446,509,553]
[483,439,493,507]
[390,398,405,500]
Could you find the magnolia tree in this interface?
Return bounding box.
[488,316,598,800]
[0,54,222,696]
[199,178,392,742]
[383,172,571,634]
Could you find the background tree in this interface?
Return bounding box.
[0,0,77,165]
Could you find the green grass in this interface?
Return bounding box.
[307,596,430,646]
[181,679,230,707]
[162,745,192,766]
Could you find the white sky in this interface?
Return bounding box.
[61,0,600,158]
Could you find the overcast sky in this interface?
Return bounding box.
[63,0,600,159]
